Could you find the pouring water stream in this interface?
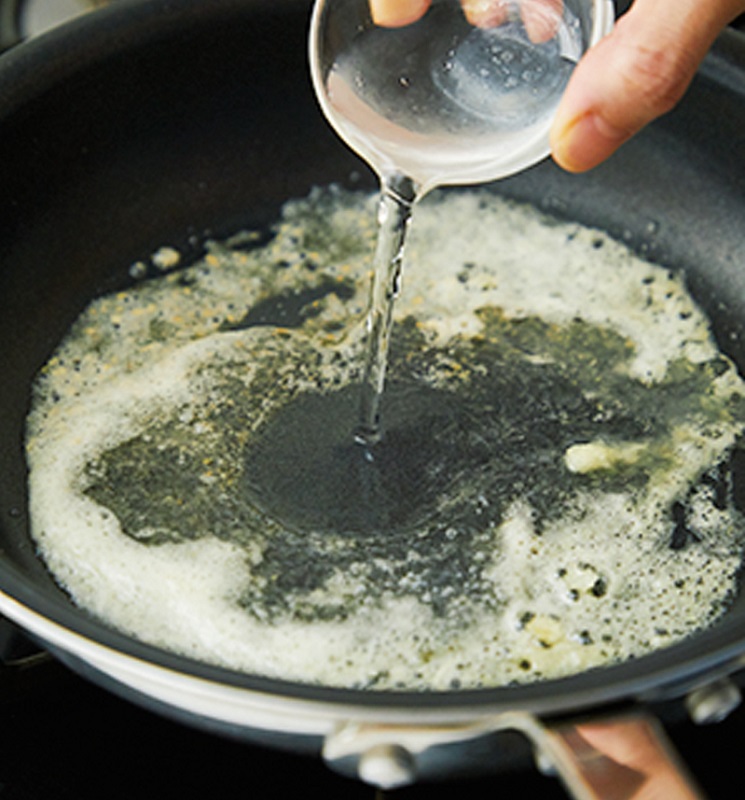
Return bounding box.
[309,0,614,448]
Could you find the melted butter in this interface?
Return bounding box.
[25,187,745,690]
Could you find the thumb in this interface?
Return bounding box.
[550,0,745,172]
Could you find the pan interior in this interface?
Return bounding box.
[23,186,745,691]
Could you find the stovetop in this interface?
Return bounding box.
[1,2,744,797]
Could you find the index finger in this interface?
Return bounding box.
[370,0,562,42]
[369,0,507,27]
[369,0,432,26]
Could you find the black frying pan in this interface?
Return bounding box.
[2,0,745,793]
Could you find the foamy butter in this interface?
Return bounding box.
[26,188,745,690]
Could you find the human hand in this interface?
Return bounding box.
[369,0,562,42]
[551,0,745,171]
[574,718,703,799]
[369,0,745,173]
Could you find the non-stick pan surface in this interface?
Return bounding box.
[2,0,745,729]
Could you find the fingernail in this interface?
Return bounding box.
[550,112,629,173]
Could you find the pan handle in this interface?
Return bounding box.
[324,710,707,798]
[542,713,706,800]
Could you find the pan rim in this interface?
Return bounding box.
[2,555,745,717]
